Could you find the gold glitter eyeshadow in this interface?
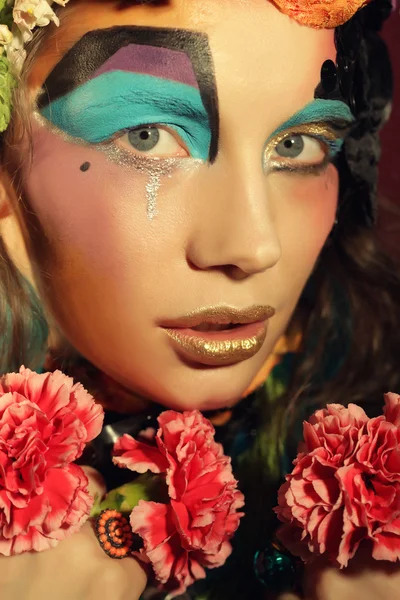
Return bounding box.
[263,122,347,174]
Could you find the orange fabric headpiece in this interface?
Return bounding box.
[271,0,371,28]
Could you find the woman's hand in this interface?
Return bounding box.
[277,548,400,600]
[0,468,148,600]
[302,551,400,600]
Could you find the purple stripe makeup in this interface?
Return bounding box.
[93,43,200,89]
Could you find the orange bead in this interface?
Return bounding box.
[96,510,134,559]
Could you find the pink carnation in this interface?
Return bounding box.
[0,367,104,555]
[113,410,244,597]
[275,394,400,568]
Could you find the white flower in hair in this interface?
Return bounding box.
[0,24,13,50]
[13,0,59,40]
[6,30,25,74]
[6,0,70,74]
[0,0,69,132]
[0,0,68,75]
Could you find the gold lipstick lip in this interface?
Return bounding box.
[160,304,276,329]
[164,320,269,367]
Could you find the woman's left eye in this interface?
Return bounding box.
[272,134,326,164]
[116,126,189,158]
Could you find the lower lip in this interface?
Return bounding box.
[163,321,268,367]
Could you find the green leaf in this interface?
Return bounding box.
[0,5,13,30]
[0,55,15,133]
[90,473,167,518]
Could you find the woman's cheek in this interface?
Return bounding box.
[270,164,338,280]
[22,126,146,262]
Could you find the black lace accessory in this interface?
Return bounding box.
[316,0,393,227]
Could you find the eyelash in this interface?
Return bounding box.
[100,121,347,177]
[264,123,347,176]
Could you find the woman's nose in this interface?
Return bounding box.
[186,157,281,278]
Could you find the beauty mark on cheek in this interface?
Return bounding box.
[38,27,221,220]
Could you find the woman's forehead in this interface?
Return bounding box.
[29,0,336,95]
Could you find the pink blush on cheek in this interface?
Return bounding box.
[307,165,339,242]
[270,165,338,279]
[23,124,153,270]
[302,168,338,254]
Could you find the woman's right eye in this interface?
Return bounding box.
[116,126,189,158]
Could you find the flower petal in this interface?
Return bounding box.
[113,434,168,474]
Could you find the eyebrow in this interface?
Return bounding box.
[269,99,355,139]
[40,71,212,160]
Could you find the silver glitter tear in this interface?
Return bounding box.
[145,172,161,220]
[33,113,203,221]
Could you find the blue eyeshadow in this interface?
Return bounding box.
[316,135,344,158]
[40,71,212,161]
[270,99,355,139]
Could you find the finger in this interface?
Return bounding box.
[120,554,148,597]
[87,517,148,597]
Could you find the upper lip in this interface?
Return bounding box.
[161,305,276,329]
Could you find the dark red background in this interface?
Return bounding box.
[377,11,400,262]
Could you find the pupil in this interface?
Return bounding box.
[128,127,160,152]
[276,134,304,159]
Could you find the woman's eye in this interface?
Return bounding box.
[272,134,325,164]
[116,126,189,158]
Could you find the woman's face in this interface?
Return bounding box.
[19,0,349,411]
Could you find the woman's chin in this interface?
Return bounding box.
[100,350,268,414]
[143,379,250,413]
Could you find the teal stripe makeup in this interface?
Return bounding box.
[40,71,212,161]
[270,99,355,140]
